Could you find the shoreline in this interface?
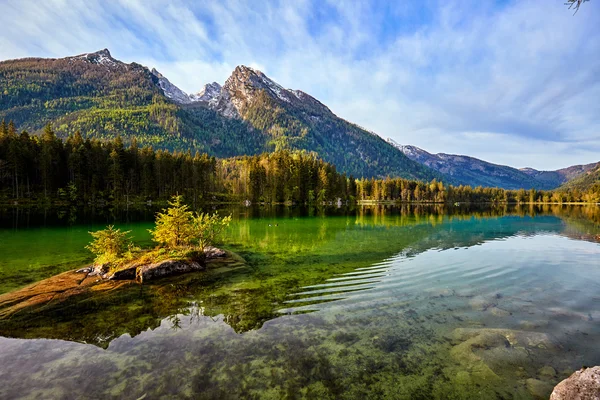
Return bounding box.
[0,200,598,207]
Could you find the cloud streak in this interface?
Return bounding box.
[0,0,598,169]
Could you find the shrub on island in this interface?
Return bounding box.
[86,195,232,281]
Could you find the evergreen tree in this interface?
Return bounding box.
[150,195,194,248]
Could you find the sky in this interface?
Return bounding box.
[0,0,599,170]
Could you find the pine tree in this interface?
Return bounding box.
[0,120,7,137]
[149,195,194,248]
[86,225,132,264]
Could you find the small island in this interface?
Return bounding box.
[0,195,239,320]
[84,195,232,282]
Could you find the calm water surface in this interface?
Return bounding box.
[0,205,599,399]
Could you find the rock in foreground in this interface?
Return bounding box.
[551,366,600,400]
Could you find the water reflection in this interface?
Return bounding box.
[0,205,598,347]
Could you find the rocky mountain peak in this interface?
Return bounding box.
[67,48,121,68]
[146,62,334,119]
[207,65,334,119]
[224,65,293,104]
[94,48,112,57]
[150,68,192,104]
[190,82,222,105]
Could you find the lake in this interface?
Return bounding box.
[0,204,599,399]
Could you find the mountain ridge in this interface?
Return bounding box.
[1,48,596,189]
[0,49,440,182]
[387,139,599,190]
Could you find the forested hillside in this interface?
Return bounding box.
[0,50,268,158]
[0,50,438,181]
[559,165,600,193]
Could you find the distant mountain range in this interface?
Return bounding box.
[387,139,599,190]
[0,48,597,190]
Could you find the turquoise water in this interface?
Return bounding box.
[0,205,599,399]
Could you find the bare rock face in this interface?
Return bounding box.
[550,367,600,400]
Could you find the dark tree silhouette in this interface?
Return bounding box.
[565,0,590,14]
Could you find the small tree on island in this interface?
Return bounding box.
[149,195,194,248]
[86,196,232,271]
[191,212,232,251]
[85,225,132,265]
[150,195,232,262]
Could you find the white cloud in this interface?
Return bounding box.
[0,0,598,170]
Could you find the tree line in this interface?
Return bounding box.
[0,122,353,205]
[0,121,598,205]
[356,176,599,204]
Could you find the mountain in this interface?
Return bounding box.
[0,49,438,181]
[0,49,265,157]
[193,66,440,180]
[388,139,599,190]
[558,164,600,192]
[520,163,599,189]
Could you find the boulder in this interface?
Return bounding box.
[136,260,205,283]
[107,264,138,280]
[204,246,227,258]
[550,366,600,400]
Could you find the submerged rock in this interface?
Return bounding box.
[539,365,557,379]
[0,270,131,319]
[550,366,600,400]
[519,320,549,330]
[468,295,497,311]
[489,306,511,317]
[527,378,555,399]
[451,327,558,350]
[448,327,562,394]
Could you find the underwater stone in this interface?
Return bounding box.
[539,365,557,378]
[519,320,549,330]
[527,378,554,399]
[468,295,497,311]
[550,366,600,400]
[454,370,472,385]
[451,328,558,350]
[489,306,511,317]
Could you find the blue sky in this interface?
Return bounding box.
[1,0,599,170]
